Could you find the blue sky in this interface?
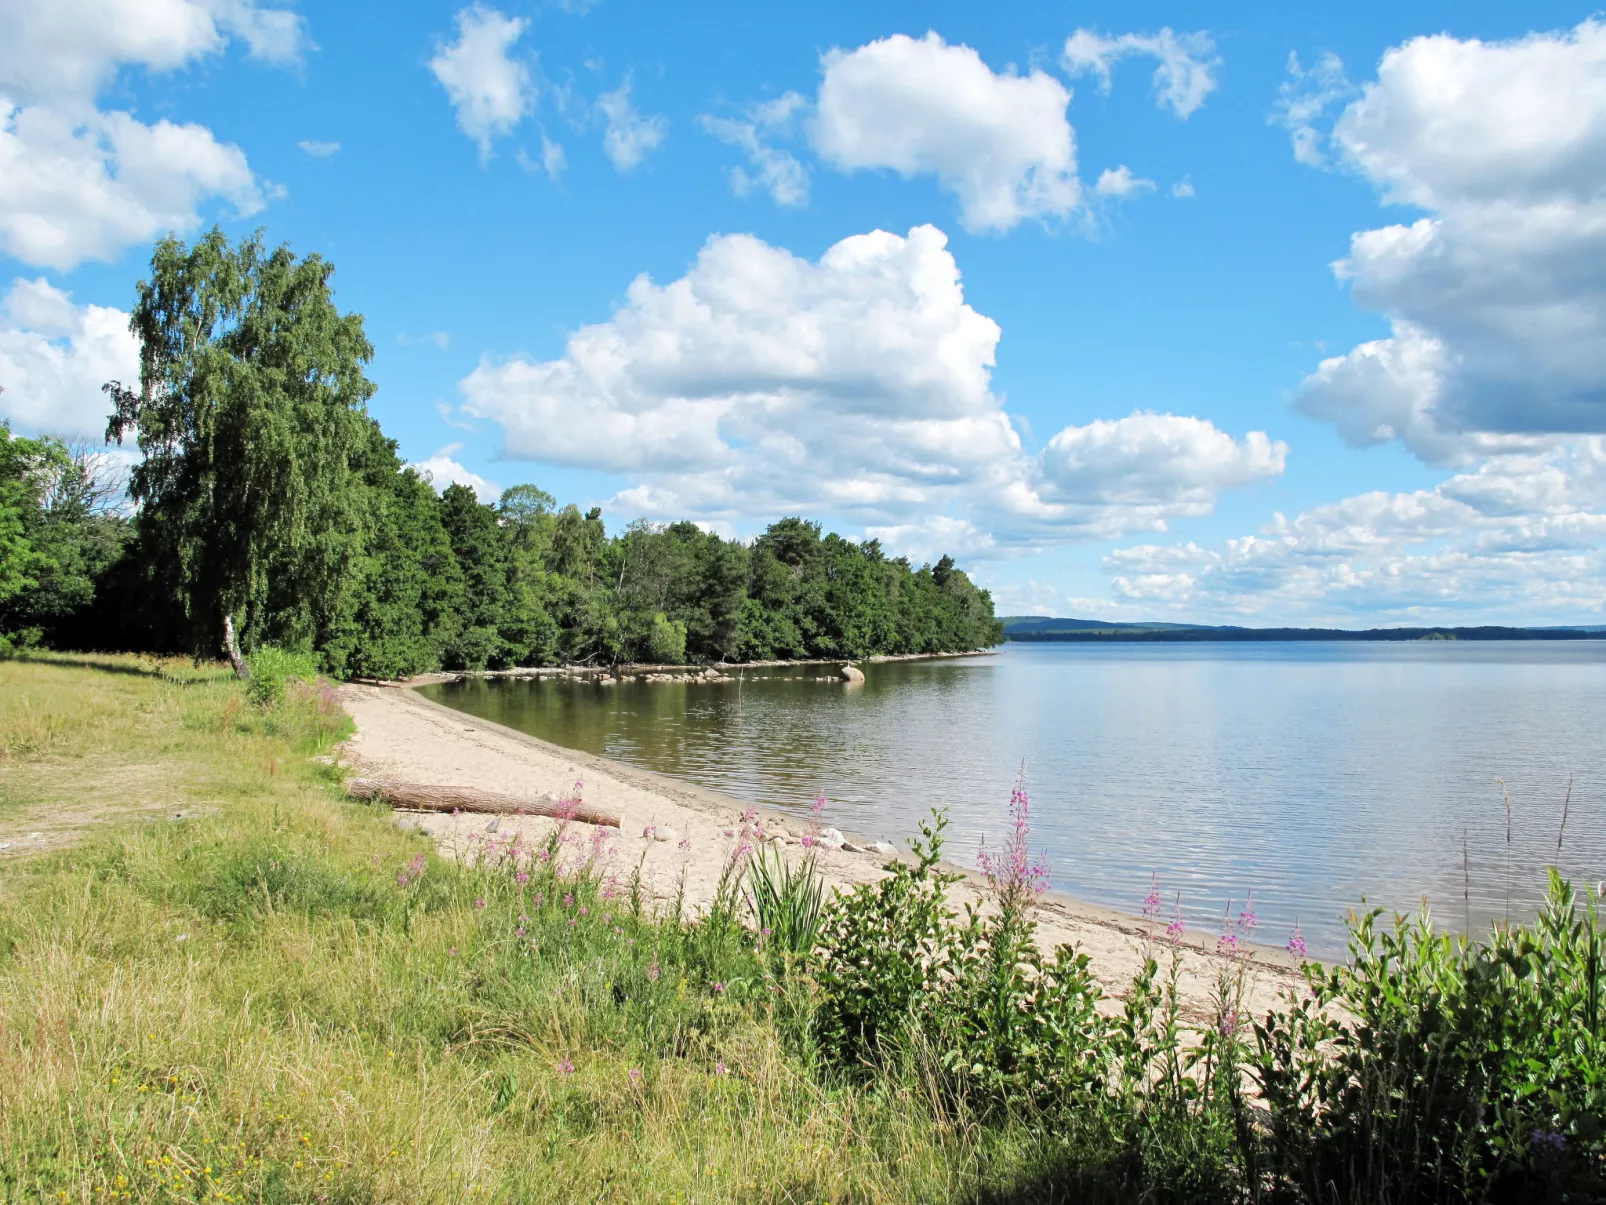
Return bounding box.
[3,1,1605,626]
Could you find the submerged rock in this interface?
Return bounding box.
[839,664,865,684]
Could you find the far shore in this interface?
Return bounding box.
[337,676,1305,1021]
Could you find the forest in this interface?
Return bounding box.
[0,231,1002,677]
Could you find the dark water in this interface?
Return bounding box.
[420,642,1606,959]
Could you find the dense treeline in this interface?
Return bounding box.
[0,231,1001,675]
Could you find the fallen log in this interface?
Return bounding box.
[347,778,620,828]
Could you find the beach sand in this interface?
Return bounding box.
[338,680,1307,1022]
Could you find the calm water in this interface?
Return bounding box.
[421,642,1606,959]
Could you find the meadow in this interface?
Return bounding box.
[1,655,1602,1203]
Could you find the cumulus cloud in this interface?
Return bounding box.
[1062,27,1221,119]
[0,277,138,437]
[298,139,339,157]
[0,0,286,270]
[1271,51,1354,166]
[811,32,1080,233]
[459,224,1282,555]
[0,103,263,271]
[1102,440,1606,623]
[410,444,502,503]
[0,0,307,105]
[597,76,667,172]
[699,92,809,207]
[429,6,533,162]
[1095,165,1155,198]
[1287,19,1606,449]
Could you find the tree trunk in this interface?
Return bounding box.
[223,612,249,679]
[346,778,621,828]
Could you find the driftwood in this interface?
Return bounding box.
[347,778,620,828]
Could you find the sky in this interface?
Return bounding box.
[2,1,1605,627]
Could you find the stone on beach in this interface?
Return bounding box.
[642,824,677,842]
[816,826,846,850]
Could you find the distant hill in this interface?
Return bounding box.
[1000,617,1606,643]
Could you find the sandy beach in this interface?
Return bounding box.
[338,680,1307,1021]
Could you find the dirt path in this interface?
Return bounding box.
[339,681,1308,1022]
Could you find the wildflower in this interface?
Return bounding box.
[628,1067,642,1084]
[557,1059,574,1077]
[1216,1006,1239,1038]
[1166,894,1185,944]
[711,981,725,995]
[648,961,660,982]
[515,871,529,885]
[396,872,409,888]
[519,913,529,923]
[603,912,612,924]
[715,1061,729,1076]
[977,764,1049,904]
[1142,873,1162,923]
[579,905,589,917]
[516,927,526,937]
[408,854,427,878]
[811,794,827,819]
[1216,901,1239,957]
[1238,892,1258,940]
[534,892,544,907]
[1532,1129,1566,1158]
[678,836,691,852]
[1286,921,1307,960]
[448,947,457,957]
[473,897,486,911]
[562,893,574,908]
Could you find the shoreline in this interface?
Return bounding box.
[336,677,1306,1020]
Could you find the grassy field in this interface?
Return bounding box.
[0,655,1032,1205]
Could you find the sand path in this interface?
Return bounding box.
[338,681,1307,1022]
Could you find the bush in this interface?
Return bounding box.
[646,612,687,664]
[1253,870,1606,1202]
[243,645,320,707]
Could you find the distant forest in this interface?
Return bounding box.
[1002,619,1606,643]
[0,231,1002,677]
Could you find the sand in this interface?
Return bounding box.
[337,680,1307,1022]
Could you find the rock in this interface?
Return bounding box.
[870,840,897,856]
[485,817,501,833]
[642,824,677,843]
[840,839,865,853]
[839,663,865,684]
[769,835,786,848]
[816,826,846,850]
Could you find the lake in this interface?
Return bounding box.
[419,641,1606,959]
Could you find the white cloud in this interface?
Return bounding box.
[459,223,1283,554]
[811,32,1080,233]
[1101,439,1606,623]
[429,5,533,162]
[298,139,339,157]
[1171,176,1195,198]
[0,0,307,105]
[0,277,138,438]
[1271,52,1354,166]
[1095,165,1155,198]
[410,444,502,503]
[0,103,262,271]
[1062,27,1221,119]
[597,76,667,172]
[0,0,287,271]
[1287,19,1606,450]
[699,92,809,207]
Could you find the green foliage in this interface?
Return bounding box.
[1253,870,1606,1202]
[745,844,825,959]
[243,645,321,707]
[646,611,688,664]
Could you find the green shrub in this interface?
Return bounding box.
[1254,869,1606,1202]
[646,612,687,664]
[243,645,320,707]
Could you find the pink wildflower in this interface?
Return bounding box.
[977,764,1049,904]
[1142,873,1163,923]
[1166,894,1186,945]
[557,1059,574,1077]
[473,897,485,911]
[1216,901,1239,957]
[647,961,660,982]
[1238,892,1258,940]
[1286,921,1308,960]
[628,1067,642,1084]
[715,1061,729,1076]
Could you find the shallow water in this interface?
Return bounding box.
[420,641,1606,959]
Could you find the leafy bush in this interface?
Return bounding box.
[1253,870,1606,1202]
[646,611,688,664]
[243,645,320,707]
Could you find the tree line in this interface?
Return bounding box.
[0,230,1002,676]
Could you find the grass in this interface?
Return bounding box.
[0,655,1039,1204]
